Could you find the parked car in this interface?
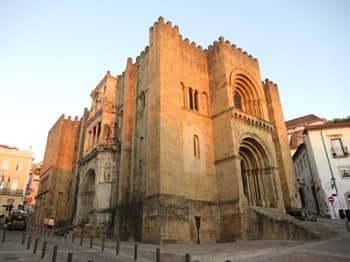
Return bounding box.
[6,211,27,230]
[286,208,317,221]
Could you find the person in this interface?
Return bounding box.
[43,217,49,228]
[48,217,55,229]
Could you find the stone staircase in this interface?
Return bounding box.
[247,207,338,240]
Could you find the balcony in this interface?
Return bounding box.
[0,187,24,196]
[331,146,349,158]
[231,108,273,132]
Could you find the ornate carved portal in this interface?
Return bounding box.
[239,138,277,208]
[79,169,96,224]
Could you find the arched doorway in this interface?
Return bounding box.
[239,137,277,208]
[80,169,96,224]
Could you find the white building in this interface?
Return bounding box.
[293,143,319,214]
[303,122,350,219]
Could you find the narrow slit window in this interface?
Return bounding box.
[189,88,194,109]
[194,90,199,111]
[193,135,200,159]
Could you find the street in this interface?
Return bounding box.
[0,219,349,262]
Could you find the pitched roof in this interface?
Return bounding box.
[285,114,325,129]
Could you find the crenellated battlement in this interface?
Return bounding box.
[136,45,150,64]
[149,16,205,54]
[207,36,258,64]
[263,78,278,88]
[60,114,79,122]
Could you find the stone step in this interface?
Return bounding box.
[249,207,338,240]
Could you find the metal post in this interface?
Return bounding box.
[156,248,160,262]
[80,231,84,245]
[41,241,48,258]
[185,253,191,262]
[26,236,32,250]
[21,232,26,245]
[90,236,94,248]
[134,244,138,261]
[52,245,58,262]
[33,238,39,254]
[67,252,73,262]
[101,238,105,251]
[116,241,120,255]
[1,229,6,242]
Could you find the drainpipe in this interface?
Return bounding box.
[320,129,339,219]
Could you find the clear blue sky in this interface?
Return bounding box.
[1,0,349,161]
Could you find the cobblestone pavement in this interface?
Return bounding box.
[0,219,349,262]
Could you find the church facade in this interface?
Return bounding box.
[71,17,299,243]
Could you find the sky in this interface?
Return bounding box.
[0,0,349,161]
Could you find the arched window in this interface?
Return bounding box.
[189,88,194,109]
[194,90,199,111]
[233,91,242,110]
[193,135,200,159]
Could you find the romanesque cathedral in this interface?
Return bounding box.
[34,17,300,243]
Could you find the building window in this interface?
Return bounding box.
[331,139,348,157]
[189,88,194,110]
[233,91,242,110]
[188,87,200,112]
[194,90,199,111]
[193,135,200,159]
[302,154,307,168]
[2,160,9,170]
[16,162,22,171]
[339,166,350,178]
[11,179,18,192]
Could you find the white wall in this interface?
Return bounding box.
[305,126,350,219]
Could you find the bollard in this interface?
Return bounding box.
[80,231,84,245]
[71,234,75,243]
[101,238,105,251]
[116,240,120,255]
[67,252,73,262]
[52,245,58,262]
[21,232,26,245]
[1,229,7,242]
[156,248,160,262]
[33,238,39,254]
[90,236,94,248]
[41,241,48,258]
[26,236,32,250]
[185,253,191,262]
[134,244,138,261]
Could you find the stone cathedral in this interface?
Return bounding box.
[70,17,300,243]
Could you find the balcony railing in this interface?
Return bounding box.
[0,187,24,196]
[331,146,349,158]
